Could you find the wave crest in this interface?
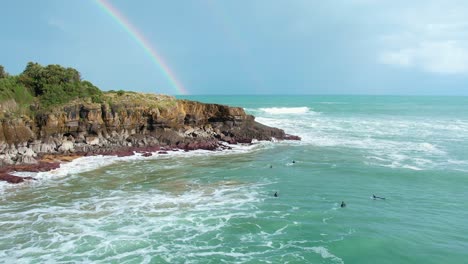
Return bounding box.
[258,107,315,115]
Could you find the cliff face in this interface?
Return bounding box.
[0,94,293,166]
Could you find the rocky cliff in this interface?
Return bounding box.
[0,93,298,168]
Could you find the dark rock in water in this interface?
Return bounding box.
[115,150,134,157]
[0,173,26,183]
[141,152,152,157]
[158,151,169,154]
[0,173,36,184]
[284,134,301,140]
[12,162,60,172]
[0,161,57,183]
[237,138,253,144]
[182,140,220,151]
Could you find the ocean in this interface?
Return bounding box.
[1,95,467,263]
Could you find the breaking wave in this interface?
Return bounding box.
[258,107,317,115]
[256,110,468,171]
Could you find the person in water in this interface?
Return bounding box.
[274,192,278,197]
[373,194,386,200]
[341,201,346,208]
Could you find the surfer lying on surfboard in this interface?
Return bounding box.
[373,194,386,200]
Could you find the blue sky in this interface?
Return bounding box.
[2,0,468,95]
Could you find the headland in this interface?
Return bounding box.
[0,63,299,183]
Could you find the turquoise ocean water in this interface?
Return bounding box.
[1,95,467,263]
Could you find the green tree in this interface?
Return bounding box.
[19,62,44,95]
[17,62,103,107]
[0,65,7,78]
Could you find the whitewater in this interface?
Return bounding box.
[1,95,467,263]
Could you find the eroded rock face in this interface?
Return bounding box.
[0,96,298,170]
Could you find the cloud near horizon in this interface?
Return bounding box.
[378,1,468,75]
[380,40,468,74]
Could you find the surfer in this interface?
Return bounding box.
[373,194,386,200]
[274,192,278,197]
[340,201,346,208]
[292,160,296,164]
[270,165,273,168]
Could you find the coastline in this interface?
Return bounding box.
[1,133,300,184]
[1,92,300,185]
[1,70,305,184]
[1,65,302,177]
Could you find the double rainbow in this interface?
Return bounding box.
[96,0,188,95]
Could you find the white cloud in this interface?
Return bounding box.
[379,49,413,67]
[419,41,468,74]
[380,41,468,74]
[377,1,468,74]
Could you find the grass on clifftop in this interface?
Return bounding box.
[104,91,177,110]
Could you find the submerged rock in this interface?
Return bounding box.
[284,134,301,140]
[0,172,36,184]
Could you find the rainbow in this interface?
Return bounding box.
[95,0,188,95]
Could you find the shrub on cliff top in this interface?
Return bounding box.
[17,62,103,108]
[0,76,34,116]
[0,63,175,114]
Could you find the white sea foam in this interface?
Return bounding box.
[310,246,344,264]
[256,110,467,171]
[0,182,8,197]
[447,159,468,165]
[0,178,266,262]
[258,107,316,115]
[0,141,271,192]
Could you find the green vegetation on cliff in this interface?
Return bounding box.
[0,65,7,79]
[0,62,103,113]
[0,76,34,106]
[0,62,179,120]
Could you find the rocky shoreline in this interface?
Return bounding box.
[0,96,300,184]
